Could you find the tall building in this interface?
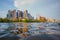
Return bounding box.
[36,15,40,20]
[7,10,16,20]
[7,10,11,18]
[7,9,34,20]
[24,10,28,19]
[17,10,23,19]
[27,13,34,20]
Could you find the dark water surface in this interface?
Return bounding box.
[0,22,60,40]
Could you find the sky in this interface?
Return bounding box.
[0,0,60,19]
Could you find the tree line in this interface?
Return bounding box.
[0,18,46,22]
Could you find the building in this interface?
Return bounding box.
[24,10,28,19]
[36,16,40,20]
[24,10,34,19]
[36,16,46,22]
[7,10,16,20]
[55,20,60,22]
[7,9,34,20]
[47,18,55,22]
[40,16,46,21]
[17,10,23,20]
[27,13,34,20]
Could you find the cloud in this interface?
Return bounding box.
[14,0,52,10]
[14,0,36,10]
[14,0,45,6]
[14,0,35,6]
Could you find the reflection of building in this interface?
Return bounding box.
[7,10,34,20]
[22,23,28,33]
[47,18,55,22]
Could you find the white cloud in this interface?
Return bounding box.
[14,0,51,10]
[15,0,35,6]
[14,0,60,10]
[14,0,45,6]
[14,0,36,10]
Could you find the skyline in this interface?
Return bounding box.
[0,0,60,19]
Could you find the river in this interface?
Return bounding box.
[0,22,60,40]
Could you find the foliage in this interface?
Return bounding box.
[0,18,46,22]
[0,18,3,22]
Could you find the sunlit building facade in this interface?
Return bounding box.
[40,16,46,21]
[54,20,60,22]
[36,16,46,22]
[24,10,34,19]
[24,10,28,19]
[47,18,55,22]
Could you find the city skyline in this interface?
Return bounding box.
[0,0,60,20]
[7,10,34,20]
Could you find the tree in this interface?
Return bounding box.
[0,18,3,22]
[2,18,9,22]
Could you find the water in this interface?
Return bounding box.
[0,22,60,40]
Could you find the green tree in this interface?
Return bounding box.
[3,18,9,22]
[0,18,3,22]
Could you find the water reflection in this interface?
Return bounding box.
[0,22,60,40]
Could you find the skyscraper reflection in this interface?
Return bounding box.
[22,23,28,33]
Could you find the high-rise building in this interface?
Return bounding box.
[7,9,34,20]
[17,10,23,19]
[24,10,28,19]
[7,10,16,20]
[27,13,34,20]
[7,10,11,18]
[36,15,40,20]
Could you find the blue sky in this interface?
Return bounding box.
[0,0,60,19]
